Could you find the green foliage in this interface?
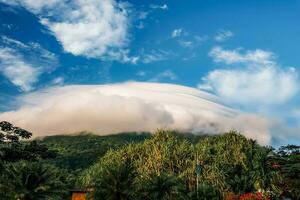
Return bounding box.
[0,121,32,143]
[138,172,186,200]
[273,145,300,199]
[80,129,282,199]
[39,132,150,170]
[0,161,70,200]
[0,141,57,164]
[1,125,298,199]
[93,158,137,200]
[0,121,57,164]
[0,121,67,200]
[189,183,221,200]
[194,131,281,195]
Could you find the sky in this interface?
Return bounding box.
[0,0,299,146]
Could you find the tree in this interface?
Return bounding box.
[80,129,296,199]
[0,161,68,200]
[0,121,64,199]
[0,121,32,143]
[0,121,56,163]
[93,158,137,200]
[274,145,300,199]
[139,172,185,200]
[194,131,280,197]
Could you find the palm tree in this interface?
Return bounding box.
[93,159,137,200]
[139,172,186,200]
[1,161,67,200]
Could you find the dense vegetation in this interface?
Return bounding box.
[1,121,299,199]
[38,132,150,170]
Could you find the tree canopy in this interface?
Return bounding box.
[0,123,299,199]
[79,130,287,199]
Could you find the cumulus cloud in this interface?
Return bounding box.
[0,36,58,91]
[1,0,131,61]
[0,82,273,144]
[199,47,299,106]
[199,66,298,105]
[214,30,234,42]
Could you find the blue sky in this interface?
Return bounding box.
[0,0,299,146]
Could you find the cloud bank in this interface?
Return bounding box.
[0,82,272,144]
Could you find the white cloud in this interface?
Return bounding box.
[178,40,193,48]
[199,66,298,105]
[0,48,40,91]
[0,37,58,91]
[150,4,168,10]
[133,10,148,30]
[104,49,140,64]
[51,77,64,85]
[97,48,169,65]
[141,50,169,64]
[1,0,61,12]
[2,0,131,62]
[199,47,299,105]
[150,70,177,81]
[0,82,272,144]
[171,28,183,38]
[214,30,234,42]
[209,46,275,65]
[178,36,206,49]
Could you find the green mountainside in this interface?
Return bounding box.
[1,124,299,199]
[37,132,151,170]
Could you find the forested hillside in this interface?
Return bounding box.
[1,122,299,199]
[38,132,151,170]
[78,130,300,200]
